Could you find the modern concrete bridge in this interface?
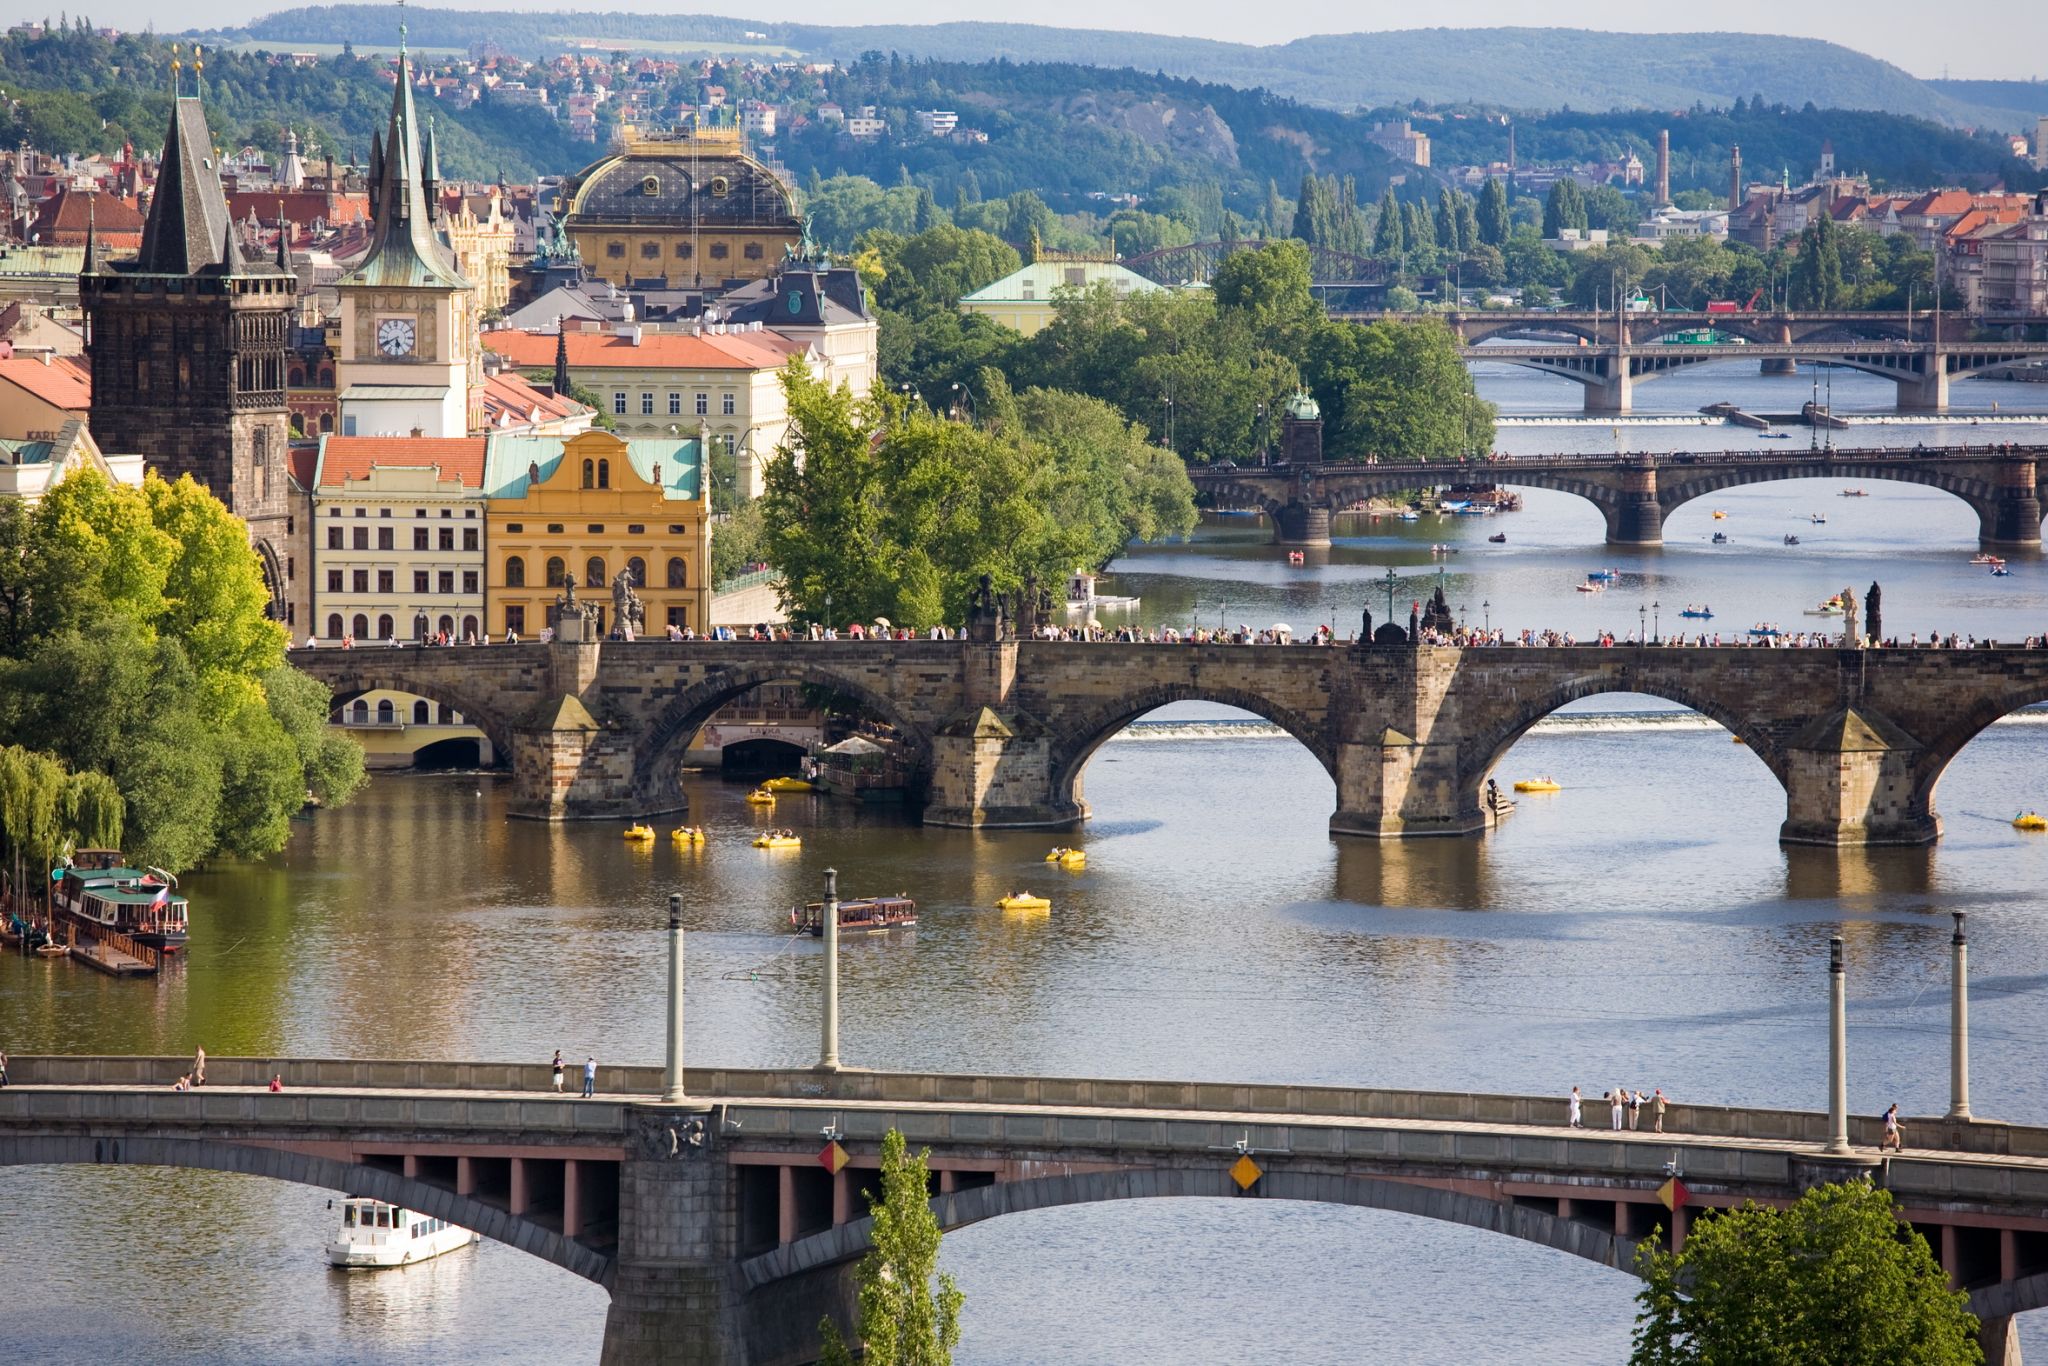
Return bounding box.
[4,1054,2044,1364]
[1349,306,2048,350]
[287,633,2048,844]
[1188,444,2046,547]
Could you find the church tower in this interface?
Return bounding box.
[332,34,478,438]
[81,71,296,614]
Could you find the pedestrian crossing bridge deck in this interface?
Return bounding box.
[4,1058,2048,1363]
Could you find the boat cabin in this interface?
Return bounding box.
[792,896,917,936]
[53,861,189,950]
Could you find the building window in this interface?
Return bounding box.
[505,605,525,635]
[352,613,369,639]
[607,241,625,259]
[377,614,394,640]
[667,605,689,629]
[413,700,430,724]
[352,570,369,593]
[666,556,687,588]
[463,571,478,594]
[507,523,523,533]
[377,699,395,724]
[695,392,708,415]
[327,569,343,592]
[676,242,693,259]
[350,699,368,723]
[612,392,627,415]
[546,556,566,587]
[377,527,393,550]
[582,458,595,488]
[326,614,343,639]
[627,524,645,534]
[587,524,605,534]
[352,526,368,550]
[438,527,454,551]
[721,392,735,416]
[668,392,681,415]
[586,556,606,587]
[626,556,646,587]
[438,571,455,594]
[506,556,526,588]
[668,524,685,534]
[327,526,343,550]
[413,527,429,550]
[744,242,763,260]
[414,570,429,593]
[710,242,728,260]
[597,459,610,489]
[640,392,654,415]
[463,528,478,551]
[462,615,479,640]
[547,523,563,534]
[377,570,394,593]
[438,615,455,637]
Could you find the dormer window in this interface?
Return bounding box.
[642,175,659,196]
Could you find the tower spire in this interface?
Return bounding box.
[553,318,571,396]
[276,199,292,270]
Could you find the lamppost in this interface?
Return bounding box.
[1162,395,1176,453]
[1255,402,1267,463]
[1652,599,1661,644]
[950,381,975,421]
[1482,598,1491,634]
[1638,603,1647,645]
[824,590,833,637]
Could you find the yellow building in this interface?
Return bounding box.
[483,429,711,638]
[558,124,801,288]
[956,256,1163,337]
[441,186,517,316]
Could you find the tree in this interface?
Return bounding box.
[1542,179,1589,238]
[1371,186,1403,257]
[818,1129,964,1366]
[1631,1182,1979,1366]
[1477,176,1511,247]
[1302,318,1495,460]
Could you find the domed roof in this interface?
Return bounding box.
[1283,389,1321,421]
[563,129,797,230]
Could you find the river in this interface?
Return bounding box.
[4,365,2048,1364]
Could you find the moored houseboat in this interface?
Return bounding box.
[790,896,918,936]
[52,850,189,951]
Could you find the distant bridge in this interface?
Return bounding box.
[7,1056,2048,1363]
[1188,444,2046,548]
[1121,240,1393,292]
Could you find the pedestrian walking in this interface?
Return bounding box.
[551,1050,565,1093]
[1609,1088,1625,1131]
[1652,1088,1667,1133]
[1628,1090,1644,1130]
[1567,1085,1582,1128]
[1881,1103,1903,1151]
[191,1046,206,1087]
[0,1048,9,1087]
[582,1056,597,1098]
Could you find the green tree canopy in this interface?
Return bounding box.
[1632,1182,1980,1366]
[1477,177,1511,247]
[818,1129,964,1366]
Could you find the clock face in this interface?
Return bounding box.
[377,317,417,357]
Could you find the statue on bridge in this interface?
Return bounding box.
[1838,585,1859,647]
[967,572,1008,642]
[1867,582,1883,644]
[555,572,598,635]
[1422,586,1454,637]
[611,567,645,641]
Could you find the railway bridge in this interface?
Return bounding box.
[5,1053,2046,1364]
[1188,444,2046,547]
[288,630,2048,847]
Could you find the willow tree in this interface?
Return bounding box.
[0,745,68,913]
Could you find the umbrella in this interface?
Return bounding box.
[1271,623,1294,635]
[873,616,892,629]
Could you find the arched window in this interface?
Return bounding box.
[438,614,455,637]
[288,367,305,387]
[376,699,395,725]
[351,613,369,640]
[586,556,606,589]
[546,556,566,587]
[376,614,394,640]
[350,699,369,724]
[505,555,526,588]
[582,458,595,488]
[439,703,457,724]
[597,458,610,489]
[319,366,333,385]
[666,556,687,588]
[462,614,479,640]
[318,411,334,434]
[326,613,343,639]
[627,556,646,588]
[413,700,430,724]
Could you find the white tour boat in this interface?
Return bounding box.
[328,1197,478,1268]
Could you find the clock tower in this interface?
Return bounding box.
[333,38,477,438]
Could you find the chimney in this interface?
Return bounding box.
[1730,144,1743,213]
[1655,129,1671,207]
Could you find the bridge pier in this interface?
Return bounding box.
[600,1106,746,1366]
[1762,323,1797,374]
[1603,464,1663,546]
[1981,458,2043,548]
[1896,366,1951,413]
[925,638,1086,830]
[1778,706,1940,847]
[1580,365,1632,415]
[1272,501,1332,547]
[1981,1313,2023,1366]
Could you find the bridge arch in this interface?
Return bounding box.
[0,1132,611,1285]
[1656,465,2003,541]
[1046,685,1338,816]
[632,662,936,806]
[316,668,519,768]
[1909,686,2048,825]
[742,1167,1635,1295]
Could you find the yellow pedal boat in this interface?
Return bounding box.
[671,826,706,844]
[1512,778,1561,793]
[762,776,815,793]
[996,892,1051,912]
[2015,812,2048,831]
[745,788,777,805]
[753,833,802,849]
[623,824,656,841]
[1044,847,1087,869]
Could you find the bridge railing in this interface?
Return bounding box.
[1187,444,2044,478]
[11,1056,2043,1157]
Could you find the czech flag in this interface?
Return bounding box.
[151,885,171,906]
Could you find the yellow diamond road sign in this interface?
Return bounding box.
[819,1140,849,1174]
[1229,1153,1263,1190]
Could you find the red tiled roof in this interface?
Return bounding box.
[225,190,371,227]
[0,354,91,410]
[29,184,144,247]
[316,436,489,489]
[483,370,588,425]
[484,329,801,372]
[286,443,319,491]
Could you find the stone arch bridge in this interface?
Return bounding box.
[6,1056,2048,1364]
[1189,445,2046,547]
[289,636,2048,847]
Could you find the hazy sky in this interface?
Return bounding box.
[106,0,2048,82]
